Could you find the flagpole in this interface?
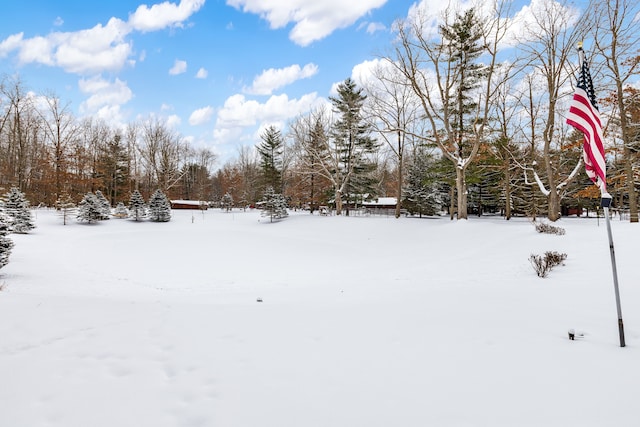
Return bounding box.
[601,194,625,347]
[574,42,625,347]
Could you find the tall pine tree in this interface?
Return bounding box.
[330,78,377,215]
[257,126,284,193]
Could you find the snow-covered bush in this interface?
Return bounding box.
[534,221,565,235]
[530,251,567,278]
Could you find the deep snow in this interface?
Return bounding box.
[0,208,638,427]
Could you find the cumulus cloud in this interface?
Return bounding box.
[169,59,187,75]
[54,17,64,27]
[129,0,206,32]
[0,33,24,57]
[226,0,388,46]
[189,106,214,125]
[196,67,208,78]
[216,92,321,129]
[244,63,318,95]
[0,0,203,75]
[78,76,133,125]
[166,114,182,128]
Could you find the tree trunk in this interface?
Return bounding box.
[395,151,403,218]
[504,164,512,220]
[456,167,468,220]
[335,190,343,215]
[547,190,561,221]
[449,185,455,220]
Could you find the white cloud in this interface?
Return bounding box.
[129,0,206,32]
[78,76,132,127]
[244,63,318,95]
[1,17,133,74]
[503,0,580,48]
[196,67,208,79]
[54,17,64,27]
[216,92,321,129]
[226,0,388,46]
[0,33,23,57]
[166,114,182,128]
[366,22,386,34]
[0,0,204,75]
[189,106,214,125]
[169,59,187,75]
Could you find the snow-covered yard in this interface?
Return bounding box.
[1,209,638,427]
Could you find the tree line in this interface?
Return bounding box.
[2,0,639,222]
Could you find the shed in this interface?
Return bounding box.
[170,200,208,210]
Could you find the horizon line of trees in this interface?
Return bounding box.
[2,0,640,222]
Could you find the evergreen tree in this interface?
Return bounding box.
[77,193,103,224]
[221,192,234,212]
[54,191,76,225]
[128,190,147,221]
[330,78,378,215]
[3,187,36,234]
[403,150,441,217]
[260,186,288,222]
[148,189,171,222]
[257,126,284,192]
[0,212,13,270]
[94,190,111,220]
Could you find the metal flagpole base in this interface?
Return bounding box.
[601,194,626,348]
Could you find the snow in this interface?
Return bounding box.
[1,209,639,427]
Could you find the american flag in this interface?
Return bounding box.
[566,49,606,193]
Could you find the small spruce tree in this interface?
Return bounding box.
[148,189,171,222]
[3,187,36,233]
[0,212,14,270]
[128,190,147,221]
[55,191,77,225]
[94,190,111,220]
[260,186,288,222]
[221,192,234,212]
[77,193,103,224]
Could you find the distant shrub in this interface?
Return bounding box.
[530,251,567,278]
[534,221,566,235]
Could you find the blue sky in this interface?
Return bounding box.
[1,0,578,167]
[0,0,419,164]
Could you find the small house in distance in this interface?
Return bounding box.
[170,200,208,210]
[362,197,397,215]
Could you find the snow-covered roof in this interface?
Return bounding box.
[362,197,397,206]
[170,200,205,206]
